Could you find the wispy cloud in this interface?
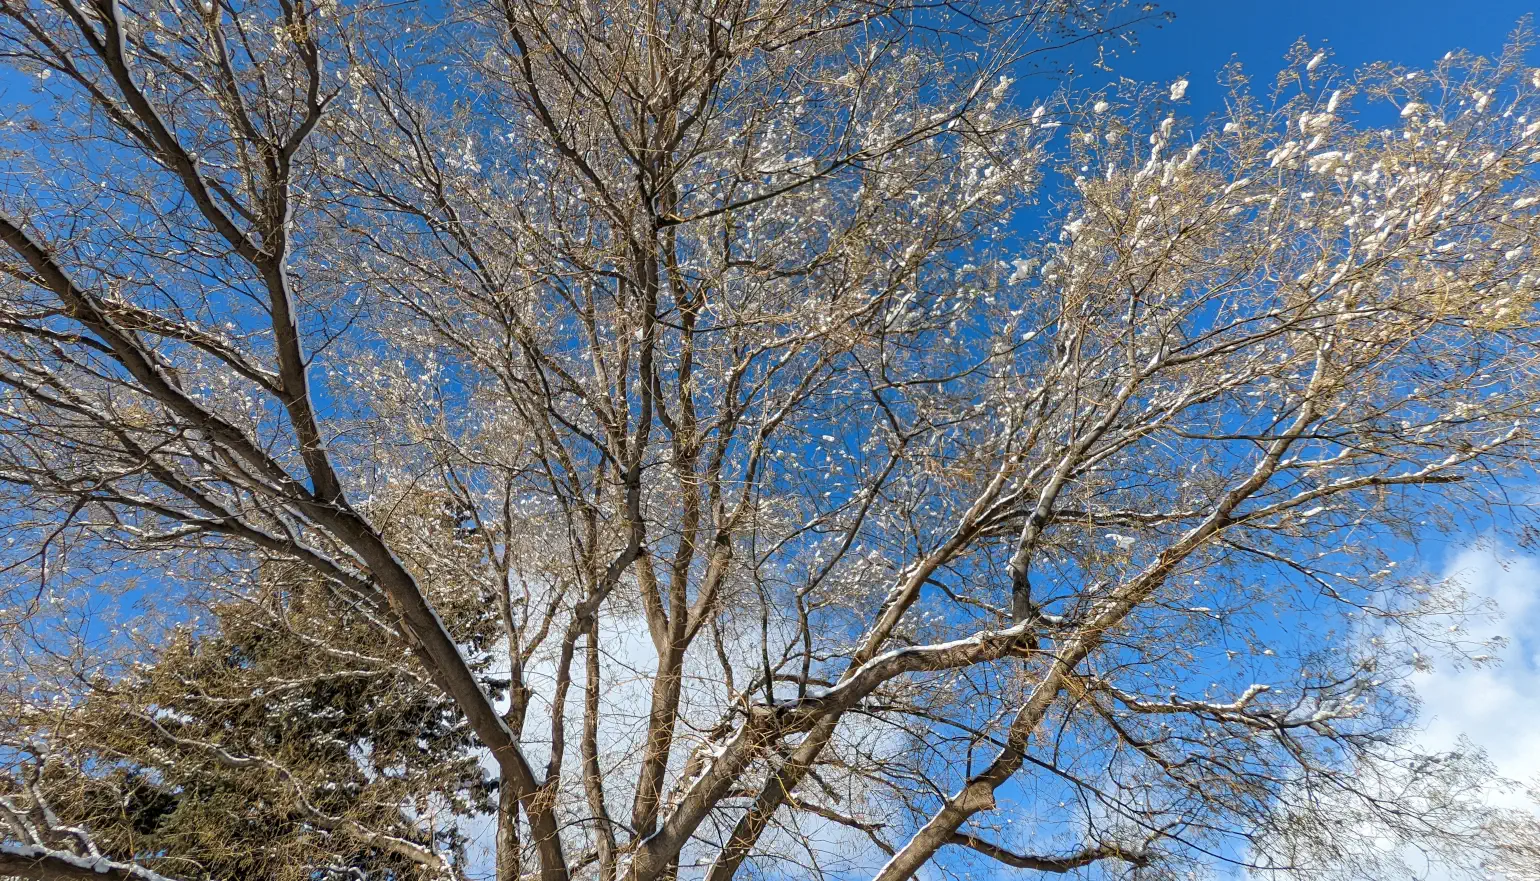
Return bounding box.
[1415,546,1540,804]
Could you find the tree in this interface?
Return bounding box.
[1491,787,1540,880]
[1,496,500,881]
[1,0,1539,877]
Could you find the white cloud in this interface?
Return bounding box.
[1237,544,1540,881]
[452,595,906,879]
[1414,546,1540,803]
[456,546,1540,880]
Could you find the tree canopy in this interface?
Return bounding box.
[2,1,1540,880]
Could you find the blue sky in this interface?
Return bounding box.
[3,1,1536,876]
[952,5,1540,876]
[1114,3,1540,874]
[1115,0,1535,102]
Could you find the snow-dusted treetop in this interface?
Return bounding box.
[1,1,1539,880]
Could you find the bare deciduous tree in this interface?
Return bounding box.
[1,1,1539,879]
